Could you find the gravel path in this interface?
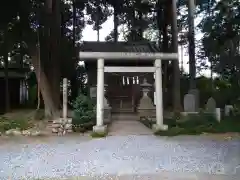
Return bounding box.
[0,135,239,180]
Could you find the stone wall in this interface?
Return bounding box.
[52,118,73,135]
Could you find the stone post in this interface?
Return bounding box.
[215,108,221,122]
[225,105,233,116]
[93,58,107,133]
[137,78,155,118]
[153,59,168,131]
[52,78,73,135]
[104,84,110,108]
[104,84,111,123]
[63,78,68,120]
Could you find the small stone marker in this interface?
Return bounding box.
[90,87,97,98]
[206,97,216,112]
[52,78,72,135]
[184,94,196,112]
[215,108,221,122]
[154,91,156,105]
[63,78,68,120]
[224,105,233,116]
[138,78,154,109]
[188,89,200,111]
[104,84,110,108]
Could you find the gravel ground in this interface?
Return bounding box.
[0,135,239,180]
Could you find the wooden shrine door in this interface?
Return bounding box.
[107,75,141,113]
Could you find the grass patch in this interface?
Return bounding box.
[90,131,108,138]
[0,116,33,132]
[140,113,240,136]
[140,117,176,129]
[72,121,95,133]
[139,117,153,128]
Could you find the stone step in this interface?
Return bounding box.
[111,113,139,121]
[111,109,134,113]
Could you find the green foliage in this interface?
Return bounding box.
[33,109,45,120]
[0,116,33,132]
[200,0,240,79]
[28,84,38,106]
[139,117,153,128]
[141,112,240,136]
[91,131,108,138]
[214,116,240,133]
[72,94,96,131]
[154,112,240,136]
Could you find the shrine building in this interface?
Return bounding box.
[79,41,178,134]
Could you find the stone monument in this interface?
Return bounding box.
[104,84,111,123]
[90,86,97,98]
[206,97,216,113]
[215,108,221,122]
[224,105,233,116]
[52,78,72,135]
[188,89,199,111]
[183,94,196,112]
[137,78,155,118]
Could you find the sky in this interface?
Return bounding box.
[81,15,211,77]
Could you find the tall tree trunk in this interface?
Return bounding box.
[72,0,76,46]
[31,52,60,118]
[35,0,61,118]
[208,0,214,91]
[71,0,78,99]
[188,0,196,89]
[113,1,118,42]
[180,44,184,73]
[138,11,143,39]
[97,0,100,41]
[4,44,10,112]
[162,24,169,107]
[50,0,61,108]
[159,1,170,108]
[171,0,181,111]
[130,8,136,41]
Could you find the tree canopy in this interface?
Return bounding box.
[0,0,239,117]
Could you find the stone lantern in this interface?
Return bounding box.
[141,78,151,98]
[104,84,111,123]
[104,84,110,108]
[137,78,155,118]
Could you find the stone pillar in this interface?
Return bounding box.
[104,84,110,108]
[104,84,111,123]
[52,78,72,135]
[93,58,107,133]
[215,108,221,122]
[188,89,199,111]
[153,59,168,131]
[225,105,233,116]
[137,78,155,118]
[63,78,68,120]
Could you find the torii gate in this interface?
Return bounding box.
[79,52,178,134]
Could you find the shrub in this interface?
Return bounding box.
[152,113,220,136]
[72,94,96,131]
[91,131,108,138]
[177,113,217,128]
[0,116,33,132]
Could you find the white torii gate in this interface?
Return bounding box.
[79,52,178,133]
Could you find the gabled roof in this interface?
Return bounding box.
[80,41,160,53]
[0,71,25,78]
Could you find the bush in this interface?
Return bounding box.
[72,94,96,131]
[177,113,217,128]
[154,112,240,136]
[0,116,33,132]
[91,131,108,138]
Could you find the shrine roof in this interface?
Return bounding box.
[80,41,160,53]
[0,71,25,78]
